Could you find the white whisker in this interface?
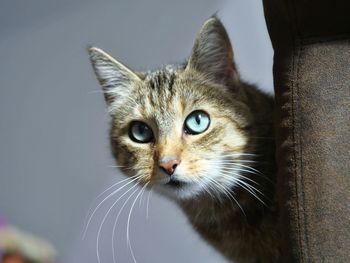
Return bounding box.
[219,168,260,186]
[206,176,246,216]
[146,188,153,220]
[233,179,266,207]
[111,187,140,263]
[96,181,140,263]
[88,89,104,94]
[127,183,149,263]
[81,176,135,238]
[219,153,258,157]
[83,174,141,239]
[218,170,265,197]
[201,180,216,200]
[220,166,259,175]
[206,177,228,201]
[193,175,216,200]
[108,164,127,168]
[209,160,258,164]
[232,163,263,175]
[138,183,148,208]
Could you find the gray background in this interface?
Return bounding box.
[0,0,273,262]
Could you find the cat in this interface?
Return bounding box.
[88,17,279,263]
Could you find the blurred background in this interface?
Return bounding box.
[0,0,273,262]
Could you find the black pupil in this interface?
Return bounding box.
[139,123,147,134]
[195,114,201,125]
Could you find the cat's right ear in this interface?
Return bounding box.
[88,47,141,110]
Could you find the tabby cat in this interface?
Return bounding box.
[88,17,279,263]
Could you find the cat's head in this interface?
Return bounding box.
[88,17,255,200]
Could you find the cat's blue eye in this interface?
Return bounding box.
[129,121,154,143]
[184,110,210,135]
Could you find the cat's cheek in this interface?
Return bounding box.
[114,137,153,176]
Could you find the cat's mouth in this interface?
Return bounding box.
[165,178,186,188]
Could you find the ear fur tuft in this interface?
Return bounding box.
[88,47,140,109]
[187,17,238,84]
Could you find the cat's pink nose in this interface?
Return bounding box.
[159,159,180,176]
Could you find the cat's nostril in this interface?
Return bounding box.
[172,163,178,170]
[159,159,180,176]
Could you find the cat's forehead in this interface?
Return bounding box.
[143,65,182,92]
[130,67,199,134]
[142,67,191,106]
[140,68,183,126]
[145,68,176,91]
[135,66,220,116]
[145,65,178,78]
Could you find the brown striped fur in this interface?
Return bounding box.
[88,17,279,263]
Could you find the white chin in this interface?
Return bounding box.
[154,182,203,200]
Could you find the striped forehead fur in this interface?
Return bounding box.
[145,67,177,92]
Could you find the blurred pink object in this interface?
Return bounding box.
[0,217,56,263]
[0,217,6,229]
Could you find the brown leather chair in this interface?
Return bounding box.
[262,1,350,262]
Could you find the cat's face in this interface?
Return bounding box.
[89,18,254,199]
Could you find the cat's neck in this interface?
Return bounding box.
[178,184,279,263]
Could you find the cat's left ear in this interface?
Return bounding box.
[88,47,141,109]
[186,17,238,84]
